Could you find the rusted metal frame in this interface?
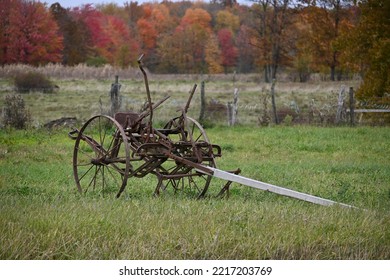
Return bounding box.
[129,132,172,178]
[169,117,188,141]
[135,95,171,124]
[138,54,165,144]
[137,54,153,130]
[215,169,242,198]
[152,162,187,196]
[164,151,213,176]
[126,125,169,159]
[131,157,167,178]
[116,155,167,198]
[185,116,215,162]
[174,142,221,158]
[136,142,170,157]
[68,129,79,140]
[152,156,213,196]
[184,116,203,163]
[76,124,127,169]
[184,84,197,114]
[78,133,102,155]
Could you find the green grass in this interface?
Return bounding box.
[1,126,389,259]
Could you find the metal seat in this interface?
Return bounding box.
[114,112,140,128]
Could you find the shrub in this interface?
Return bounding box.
[14,71,55,93]
[2,94,31,129]
[86,56,108,67]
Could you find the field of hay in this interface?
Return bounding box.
[1,125,389,259]
[1,69,389,260]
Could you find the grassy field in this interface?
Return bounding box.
[1,126,389,259]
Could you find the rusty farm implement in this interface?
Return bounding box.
[69,55,355,209]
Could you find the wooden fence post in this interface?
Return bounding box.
[199,81,206,123]
[228,88,239,126]
[335,85,345,124]
[349,87,355,126]
[271,79,278,124]
[110,75,121,116]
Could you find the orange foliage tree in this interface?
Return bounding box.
[158,7,212,73]
[137,3,175,65]
[205,34,224,74]
[299,0,354,80]
[249,0,292,82]
[2,0,383,82]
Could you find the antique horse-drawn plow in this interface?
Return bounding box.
[69,55,355,208]
[69,55,230,199]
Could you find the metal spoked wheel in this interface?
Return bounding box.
[156,116,217,198]
[72,115,130,196]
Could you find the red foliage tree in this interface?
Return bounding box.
[73,4,139,67]
[0,0,63,65]
[218,28,238,72]
[136,3,175,55]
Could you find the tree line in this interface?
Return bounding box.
[0,0,388,99]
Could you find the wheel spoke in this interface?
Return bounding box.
[76,164,94,187]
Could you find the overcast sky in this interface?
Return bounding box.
[40,0,252,8]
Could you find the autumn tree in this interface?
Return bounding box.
[98,2,130,22]
[292,11,314,82]
[158,8,212,73]
[250,0,292,82]
[236,25,258,73]
[212,0,238,8]
[215,9,240,33]
[205,34,224,73]
[71,5,108,65]
[340,0,390,100]
[136,3,175,67]
[299,0,354,80]
[218,28,238,72]
[74,4,139,67]
[0,0,12,64]
[137,5,158,52]
[0,0,63,65]
[50,3,91,65]
[124,1,144,25]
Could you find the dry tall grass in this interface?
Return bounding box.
[0,64,140,80]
